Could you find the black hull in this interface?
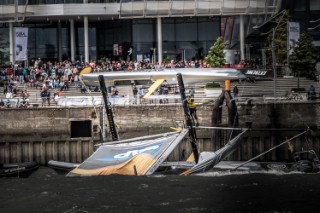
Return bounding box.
[0,162,40,177]
[47,160,79,175]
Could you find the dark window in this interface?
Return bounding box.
[70,120,92,138]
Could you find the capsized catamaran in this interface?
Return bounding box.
[50,71,248,176]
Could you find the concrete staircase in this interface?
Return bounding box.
[221,77,319,98]
[1,76,318,107]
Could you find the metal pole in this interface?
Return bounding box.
[272,28,276,98]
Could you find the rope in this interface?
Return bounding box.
[233,129,310,170]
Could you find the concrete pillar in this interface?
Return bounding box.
[70,19,75,62]
[239,15,245,60]
[58,20,62,62]
[157,17,163,65]
[84,16,89,63]
[9,22,14,65]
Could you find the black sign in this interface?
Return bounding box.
[239,69,273,78]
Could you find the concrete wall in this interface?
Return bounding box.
[1,102,320,164]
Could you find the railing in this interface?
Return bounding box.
[0,0,29,23]
[119,0,281,18]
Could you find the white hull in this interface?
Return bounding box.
[80,68,245,86]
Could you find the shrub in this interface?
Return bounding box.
[205,82,221,88]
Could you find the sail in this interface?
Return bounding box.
[67,129,188,176]
[181,129,247,175]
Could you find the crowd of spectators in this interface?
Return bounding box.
[0,57,265,108]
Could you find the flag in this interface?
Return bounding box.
[15,27,28,61]
[288,22,300,55]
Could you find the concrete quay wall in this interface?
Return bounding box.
[1,102,319,165]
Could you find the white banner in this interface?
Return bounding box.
[113,44,119,56]
[288,22,300,55]
[15,27,28,61]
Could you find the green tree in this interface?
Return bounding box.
[289,33,317,80]
[265,10,290,65]
[205,37,226,67]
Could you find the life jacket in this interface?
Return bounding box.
[187,98,196,109]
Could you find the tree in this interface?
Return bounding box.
[289,33,317,80]
[205,37,226,68]
[265,10,290,65]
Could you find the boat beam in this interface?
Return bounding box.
[176,73,199,163]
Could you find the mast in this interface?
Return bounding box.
[176,73,199,163]
[98,75,119,141]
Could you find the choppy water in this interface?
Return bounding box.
[1,166,320,213]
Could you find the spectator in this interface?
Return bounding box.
[5,99,11,108]
[233,85,239,101]
[40,89,47,106]
[132,86,138,104]
[308,84,316,100]
[0,99,4,108]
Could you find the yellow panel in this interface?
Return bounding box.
[70,154,155,176]
[186,153,195,162]
[143,79,165,99]
[79,67,92,76]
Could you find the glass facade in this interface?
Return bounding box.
[310,0,320,11]
[1,17,219,63]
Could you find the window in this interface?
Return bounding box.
[70,120,92,138]
[310,0,320,10]
[294,0,306,11]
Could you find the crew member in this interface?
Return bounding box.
[186,95,199,126]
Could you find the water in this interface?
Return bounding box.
[0,167,319,213]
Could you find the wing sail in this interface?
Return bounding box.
[67,129,188,176]
[143,79,165,99]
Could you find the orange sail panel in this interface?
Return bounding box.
[67,130,188,176]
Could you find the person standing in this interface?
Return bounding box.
[186,95,199,126]
[233,85,239,101]
[132,86,138,104]
[138,87,145,104]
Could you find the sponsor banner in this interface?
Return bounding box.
[288,22,300,55]
[15,27,28,61]
[239,69,273,78]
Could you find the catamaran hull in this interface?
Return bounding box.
[80,68,245,87]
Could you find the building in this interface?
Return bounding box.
[0,0,318,68]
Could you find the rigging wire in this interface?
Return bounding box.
[232,129,310,170]
[79,77,104,139]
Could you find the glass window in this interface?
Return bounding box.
[163,23,175,42]
[176,22,197,42]
[310,0,320,10]
[294,0,306,11]
[198,19,219,41]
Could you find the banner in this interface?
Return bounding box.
[113,44,118,56]
[288,22,300,55]
[14,27,28,61]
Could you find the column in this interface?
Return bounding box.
[70,19,75,62]
[157,17,163,65]
[9,22,14,65]
[58,20,62,62]
[84,16,89,63]
[239,15,245,60]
